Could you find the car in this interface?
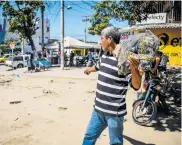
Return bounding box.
[0,54,15,63]
[5,55,30,69]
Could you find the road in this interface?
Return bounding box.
[0,64,12,72]
[0,67,181,145]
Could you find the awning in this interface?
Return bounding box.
[119,23,182,33]
[64,36,101,49]
[44,36,101,50]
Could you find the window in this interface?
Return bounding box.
[47,26,49,32]
[7,56,13,61]
[14,56,23,61]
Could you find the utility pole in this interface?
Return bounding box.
[82,16,90,43]
[171,0,174,23]
[60,0,64,70]
[21,37,24,55]
[41,3,45,51]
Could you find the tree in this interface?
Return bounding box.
[0,1,44,51]
[0,38,21,53]
[88,1,181,35]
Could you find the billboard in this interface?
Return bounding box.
[136,13,167,25]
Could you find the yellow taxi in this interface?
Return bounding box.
[0,54,15,63]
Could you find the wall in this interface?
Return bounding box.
[150,28,181,66]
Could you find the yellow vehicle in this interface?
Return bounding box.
[0,54,15,63]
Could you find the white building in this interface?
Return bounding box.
[3,18,50,53]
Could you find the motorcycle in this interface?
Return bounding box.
[132,71,164,126]
[75,56,88,67]
[164,73,181,107]
[86,58,97,67]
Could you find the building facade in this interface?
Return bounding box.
[121,1,181,66]
[0,18,50,53]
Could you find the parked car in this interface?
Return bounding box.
[0,54,15,63]
[5,55,30,69]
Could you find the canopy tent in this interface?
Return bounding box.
[44,36,101,50]
[64,36,101,49]
[44,41,59,49]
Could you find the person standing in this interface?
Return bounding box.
[69,51,74,66]
[86,51,93,67]
[83,27,141,145]
[27,53,31,73]
[57,51,61,64]
[30,53,35,72]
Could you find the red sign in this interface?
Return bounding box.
[120,36,128,40]
[10,42,15,49]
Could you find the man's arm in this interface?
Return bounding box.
[128,56,141,90]
[84,57,100,75]
[84,66,97,75]
[153,56,160,73]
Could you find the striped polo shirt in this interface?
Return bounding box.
[94,52,132,117]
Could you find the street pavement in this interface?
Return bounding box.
[0,65,181,145]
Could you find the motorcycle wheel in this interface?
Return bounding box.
[132,100,157,126]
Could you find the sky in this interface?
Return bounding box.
[0,1,129,43]
[45,1,129,42]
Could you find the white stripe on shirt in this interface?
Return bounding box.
[96,89,125,98]
[102,55,117,61]
[101,63,118,71]
[99,71,128,82]
[97,80,128,90]
[95,106,127,115]
[96,97,126,107]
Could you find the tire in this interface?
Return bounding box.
[17,64,23,68]
[132,100,157,126]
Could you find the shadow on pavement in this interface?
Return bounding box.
[123,135,155,145]
[148,68,181,132]
[151,103,181,132]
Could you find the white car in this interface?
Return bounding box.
[5,55,30,68]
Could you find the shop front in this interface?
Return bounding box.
[120,24,181,66]
[150,28,181,66]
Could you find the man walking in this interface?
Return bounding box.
[83,27,141,145]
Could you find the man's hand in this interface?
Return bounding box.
[84,66,97,75]
[127,55,141,90]
[127,55,140,70]
[84,67,91,75]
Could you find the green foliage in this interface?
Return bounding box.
[89,1,179,35]
[0,1,44,51]
[0,38,21,53]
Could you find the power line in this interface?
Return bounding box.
[81,0,94,7]
[64,4,90,15]
[66,0,93,12]
[91,1,100,5]
[52,2,61,24]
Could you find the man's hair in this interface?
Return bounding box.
[101,27,121,44]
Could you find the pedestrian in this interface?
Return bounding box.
[152,51,163,75]
[83,27,141,145]
[86,51,93,67]
[57,51,61,64]
[30,53,35,73]
[69,51,74,66]
[27,53,31,73]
